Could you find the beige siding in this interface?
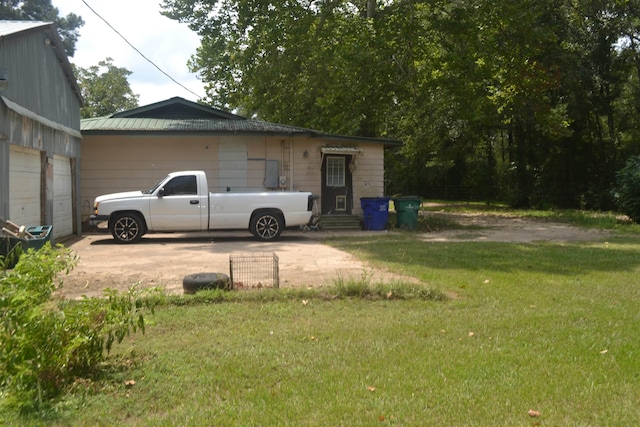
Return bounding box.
[247,159,266,189]
[351,146,385,215]
[81,133,389,220]
[289,138,386,216]
[291,138,322,195]
[81,135,220,219]
[247,139,268,189]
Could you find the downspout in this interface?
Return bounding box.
[289,135,294,190]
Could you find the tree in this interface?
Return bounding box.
[162,0,640,210]
[161,0,402,137]
[0,0,84,57]
[74,58,139,118]
[613,155,640,223]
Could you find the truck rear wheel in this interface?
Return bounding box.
[110,213,144,244]
[251,212,283,241]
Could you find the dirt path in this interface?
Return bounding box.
[57,214,611,299]
[419,212,612,243]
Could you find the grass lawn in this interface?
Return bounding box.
[3,211,640,425]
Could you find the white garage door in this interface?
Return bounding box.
[53,155,73,238]
[9,146,41,226]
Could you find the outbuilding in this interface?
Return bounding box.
[0,21,83,240]
[80,97,400,229]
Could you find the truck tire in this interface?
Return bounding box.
[110,213,144,244]
[183,272,231,294]
[251,211,283,241]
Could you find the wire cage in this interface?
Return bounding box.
[229,252,279,289]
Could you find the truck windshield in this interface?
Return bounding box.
[144,176,169,194]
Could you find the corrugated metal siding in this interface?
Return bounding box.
[0,137,8,220]
[1,22,82,237]
[0,21,48,37]
[0,24,82,129]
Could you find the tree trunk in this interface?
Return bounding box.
[367,0,376,18]
[513,120,530,208]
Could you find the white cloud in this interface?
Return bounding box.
[55,0,206,106]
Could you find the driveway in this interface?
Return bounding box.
[59,229,398,299]
[58,214,611,299]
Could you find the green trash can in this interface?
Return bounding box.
[393,197,421,230]
[1,225,53,269]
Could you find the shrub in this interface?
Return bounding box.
[0,243,157,411]
[613,155,640,223]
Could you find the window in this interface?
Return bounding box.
[163,175,197,196]
[326,156,345,187]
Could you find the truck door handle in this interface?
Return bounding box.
[190,200,199,205]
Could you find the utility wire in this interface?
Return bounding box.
[80,0,202,99]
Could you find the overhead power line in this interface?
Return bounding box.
[80,0,202,99]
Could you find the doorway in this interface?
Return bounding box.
[321,155,353,215]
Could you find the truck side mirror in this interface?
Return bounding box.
[158,188,165,198]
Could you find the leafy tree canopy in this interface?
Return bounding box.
[0,0,84,57]
[162,0,640,210]
[74,58,139,118]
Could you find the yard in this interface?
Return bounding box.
[2,208,639,425]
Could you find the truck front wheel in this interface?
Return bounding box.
[110,213,144,243]
[251,212,283,241]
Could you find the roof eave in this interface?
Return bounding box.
[312,133,402,147]
[80,128,403,147]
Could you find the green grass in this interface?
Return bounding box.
[2,211,640,425]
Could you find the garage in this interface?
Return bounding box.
[9,146,41,226]
[53,154,73,238]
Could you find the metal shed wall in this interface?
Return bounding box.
[0,24,81,127]
[0,22,82,239]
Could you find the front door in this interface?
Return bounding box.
[321,155,353,215]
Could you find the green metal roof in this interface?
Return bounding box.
[81,97,402,146]
[81,116,315,135]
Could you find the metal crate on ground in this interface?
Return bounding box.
[229,252,279,289]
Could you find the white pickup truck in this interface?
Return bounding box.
[89,170,314,243]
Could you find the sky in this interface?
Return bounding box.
[54,0,206,107]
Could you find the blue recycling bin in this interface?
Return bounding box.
[360,197,390,231]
